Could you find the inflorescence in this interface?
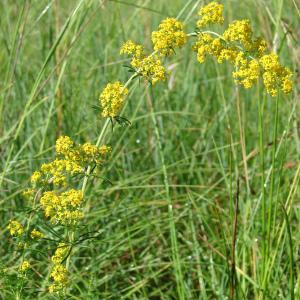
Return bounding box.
[151,18,187,56]
[192,2,293,96]
[7,135,111,293]
[97,2,292,124]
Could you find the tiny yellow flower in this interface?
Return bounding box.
[282,75,293,94]
[217,48,239,63]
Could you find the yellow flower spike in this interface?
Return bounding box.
[7,220,24,236]
[30,229,44,239]
[40,191,59,220]
[19,260,31,273]
[197,1,224,28]
[193,9,293,96]
[152,18,187,56]
[99,81,129,118]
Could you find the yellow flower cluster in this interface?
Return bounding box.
[49,264,68,293]
[99,82,129,118]
[193,2,293,96]
[31,171,42,184]
[233,56,260,89]
[222,19,267,56]
[260,53,293,96]
[7,220,24,236]
[20,135,111,290]
[120,40,143,57]
[197,1,224,28]
[40,189,84,224]
[56,136,111,165]
[19,260,30,273]
[152,18,187,56]
[192,33,239,65]
[52,243,70,264]
[32,159,82,187]
[223,20,253,50]
[55,135,74,156]
[31,136,111,187]
[192,33,224,63]
[30,229,44,239]
[120,40,167,84]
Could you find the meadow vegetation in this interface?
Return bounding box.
[0,0,299,299]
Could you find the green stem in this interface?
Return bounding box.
[282,204,295,300]
[258,92,266,294]
[266,94,279,255]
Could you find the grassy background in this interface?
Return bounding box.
[0,0,299,299]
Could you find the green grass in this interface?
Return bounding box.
[0,0,299,299]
